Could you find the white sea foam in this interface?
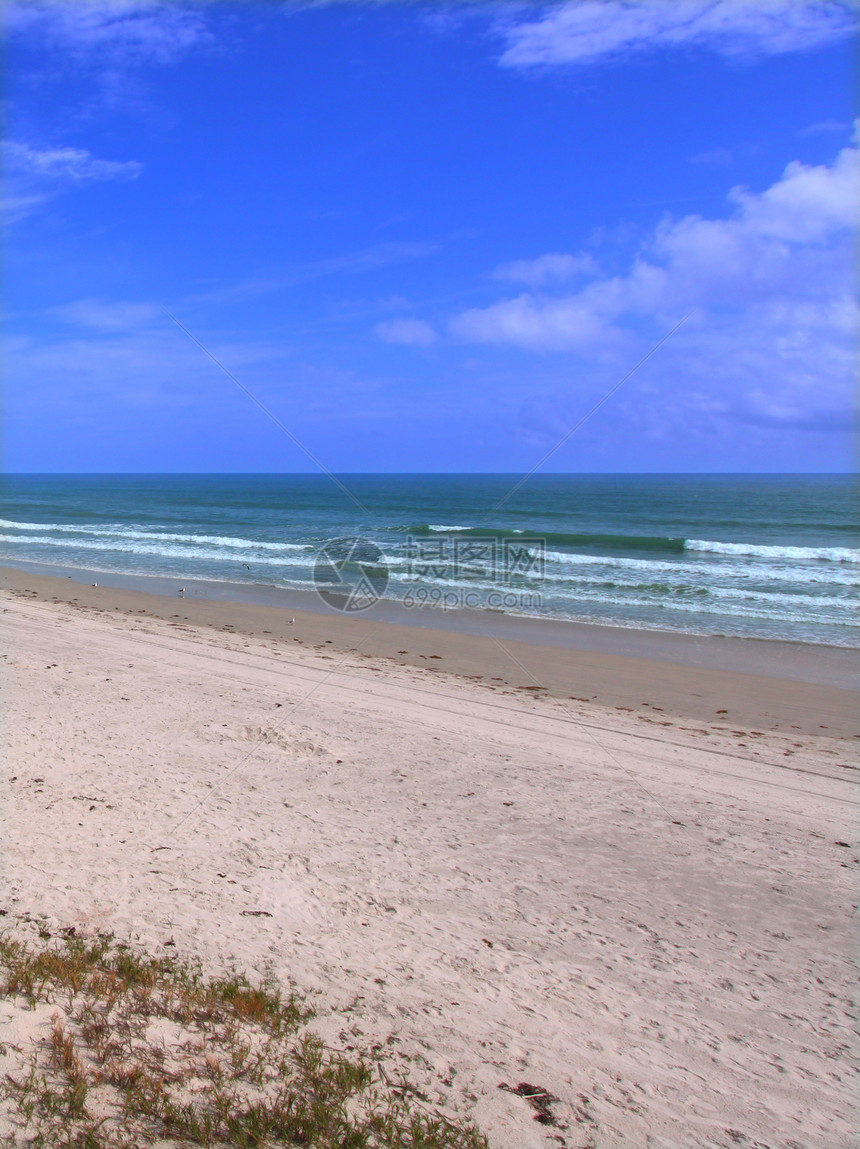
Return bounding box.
[0,520,311,552]
[704,585,855,608]
[111,529,310,552]
[418,530,860,564]
[0,534,318,568]
[685,539,860,563]
[535,587,842,626]
[536,568,856,605]
[3,514,856,643]
[0,519,82,532]
[389,576,848,627]
[393,569,854,622]
[541,548,860,586]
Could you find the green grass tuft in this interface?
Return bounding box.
[0,933,488,1149]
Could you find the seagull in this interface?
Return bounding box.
[288,618,295,625]
[91,583,98,587]
[178,587,186,595]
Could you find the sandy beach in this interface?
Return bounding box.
[2,570,858,1147]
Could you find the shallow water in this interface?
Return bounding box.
[2,473,857,646]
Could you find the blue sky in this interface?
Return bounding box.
[4,0,858,472]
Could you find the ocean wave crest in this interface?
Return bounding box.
[0,534,318,569]
[685,539,860,563]
[410,525,687,553]
[0,520,311,553]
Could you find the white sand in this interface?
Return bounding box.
[2,591,858,1148]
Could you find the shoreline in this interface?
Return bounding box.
[3,562,857,735]
[2,557,857,686]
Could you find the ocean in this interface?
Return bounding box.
[1,474,857,647]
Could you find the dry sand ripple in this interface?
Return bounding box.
[1,588,858,1148]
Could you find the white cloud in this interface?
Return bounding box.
[798,120,850,136]
[690,147,735,166]
[4,0,210,65]
[374,318,438,346]
[494,251,597,285]
[5,141,142,183]
[3,140,142,223]
[450,129,859,433]
[54,298,159,330]
[3,192,51,225]
[450,290,619,352]
[498,0,859,68]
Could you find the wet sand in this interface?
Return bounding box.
[2,564,856,737]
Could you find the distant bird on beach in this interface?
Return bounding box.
[91,583,98,587]
[178,587,186,595]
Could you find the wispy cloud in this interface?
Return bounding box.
[494,251,597,285]
[190,242,440,306]
[690,142,760,166]
[3,139,142,222]
[52,298,159,330]
[497,0,859,69]
[798,119,850,136]
[3,192,50,225]
[4,0,211,66]
[3,320,300,417]
[690,146,735,166]
[374,317,438,346]
[4,1,215,116]
[5,140,142,182]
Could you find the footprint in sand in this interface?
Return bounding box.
[239,726,334,759]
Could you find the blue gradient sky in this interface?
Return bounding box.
[4,1,858,472]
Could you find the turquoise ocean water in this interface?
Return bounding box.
[1,474,857,647]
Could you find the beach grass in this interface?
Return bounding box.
[0,933,488,1149]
